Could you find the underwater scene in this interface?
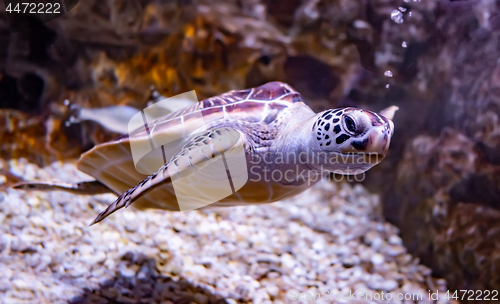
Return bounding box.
[0,0,499,303]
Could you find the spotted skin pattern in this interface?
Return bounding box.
[313,109,346,147]
[313,107,391,152]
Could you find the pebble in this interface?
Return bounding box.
[118,265,136,278]
[389,235,403,245]
[0,159,450,303]
[371,253,385,265]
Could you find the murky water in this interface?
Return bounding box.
[0,0,499,302]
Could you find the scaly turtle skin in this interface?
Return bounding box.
[15,82,397,225]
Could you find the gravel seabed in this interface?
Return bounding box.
[0,158,454,304]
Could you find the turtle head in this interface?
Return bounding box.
[311,106,397,174]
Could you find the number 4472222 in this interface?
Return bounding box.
[445,290,498,301]
[5,2,61,14]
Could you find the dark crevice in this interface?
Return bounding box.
[0,73,44,114]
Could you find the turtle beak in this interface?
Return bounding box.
[338,113,395,160]
[366,119,394,158]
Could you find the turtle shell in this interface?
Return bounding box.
[77,82,309,210]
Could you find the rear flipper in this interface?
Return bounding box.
[13,180,115,195]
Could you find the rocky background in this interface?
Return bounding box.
[0,0,499,297]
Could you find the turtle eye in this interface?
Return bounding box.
[344,115,357,134]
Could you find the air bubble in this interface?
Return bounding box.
[409,12,413,17]
[391,10,404,24]
[402,41,408,48]
[399,7,407,12]
[384,70,393,77]
[386,84,390,88]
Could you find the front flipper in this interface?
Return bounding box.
[13,180,115,195]
[90,127,247,225]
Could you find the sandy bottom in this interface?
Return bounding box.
[0,158,453,304]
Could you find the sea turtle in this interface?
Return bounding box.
[14,82,397,225]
